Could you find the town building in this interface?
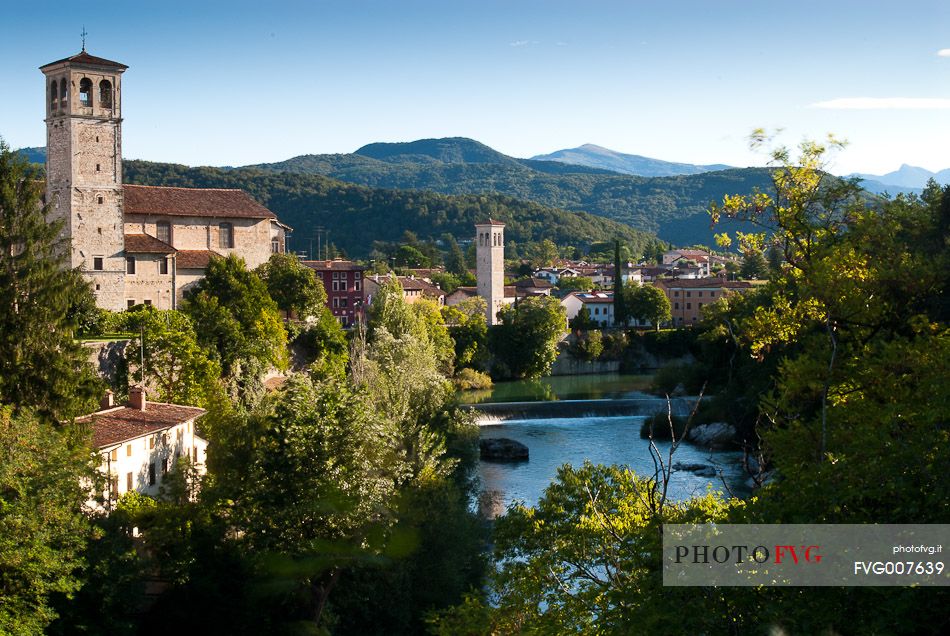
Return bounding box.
[476,220,505,325]
[654,277,753,326]
[40,49,289,311]
[364,274,446,308]
[560,291,616,328]
[79,387,207,511]
[302,259,366,326]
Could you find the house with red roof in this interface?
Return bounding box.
[79,387,207,511]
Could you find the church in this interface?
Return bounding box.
[40,49,290,311]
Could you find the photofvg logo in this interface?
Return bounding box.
[663,524,950,587]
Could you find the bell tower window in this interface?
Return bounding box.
[60,78,67,108]
[99,80,113,109]
[79,78,92,107]
[50,80,58,111]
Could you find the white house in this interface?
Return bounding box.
[80,387,207,511]
[561,291,616,327]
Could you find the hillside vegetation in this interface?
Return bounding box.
[246,137,776,246]
[123,160,663,258]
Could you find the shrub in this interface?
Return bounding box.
[454,368,493,391]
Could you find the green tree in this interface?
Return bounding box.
[490,296,566,378]
[430,271,462,294]
[0,140,101,420]
[256,252,327,320]
[442,233,467,276]
[0,408,92,633]
[626,284,671,330]
[556,275,594,292]
[182,254,287,402]
[442,297,489,371]
[569,329,604,361]
[394,244,431,268]
[433,462,734,634]
[525,239,559,268]
[567,306,597,331]
[115,307,223,408]
[613,240,628,325]
[739,249,768,280]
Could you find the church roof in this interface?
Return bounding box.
[176,250,218,270]
[475,218,506,226]
[123,185,277,220]
[40,50,128,71]
[124,233,175,254]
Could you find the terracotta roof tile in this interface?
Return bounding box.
[475,218,506,226]
[124,233,175,254]
[123,185,276,219]
[176,250,218,269]
[655,278,753,290]
[41,50,128,71]
[302,259,365,272]
[79,403,206,448]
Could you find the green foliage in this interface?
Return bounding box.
[568,306,597,331]
[182,254,287,403]
[429,271,461,294]
[123,160,664,261]
[490,296,566,379]
[292,308,349,378]
[739,249,768,280]
[113,307,223,408]
[0,408,92,633]
[625,283,672,329]
[0,140,101,420]
[433,462,734,634]
[568,329,604,361]
[453,367,493,391]
[556,275,594,292]
[256,252,327,320]
[442,297,489,371]
[223,142,780,246]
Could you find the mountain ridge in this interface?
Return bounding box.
[530,143,732,177]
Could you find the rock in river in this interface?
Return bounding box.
[672,462,717,478]
[480,437,529,462]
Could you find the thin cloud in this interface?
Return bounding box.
[809,97,950,110]
[938,49,950,57]
[509,40,539,47]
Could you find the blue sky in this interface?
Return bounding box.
[3,0,948,174]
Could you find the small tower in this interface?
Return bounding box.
[475,219,505,325]
[41,50,128,311]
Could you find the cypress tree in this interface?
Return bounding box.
[613,240,627,326]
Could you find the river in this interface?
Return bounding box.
[471,374,748,516]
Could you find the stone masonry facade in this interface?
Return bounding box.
[41,50,289,312]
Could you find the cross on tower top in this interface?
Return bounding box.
[81,26,87,51]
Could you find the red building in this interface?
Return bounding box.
[302,259,366,327]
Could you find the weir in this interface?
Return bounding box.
[467,396,700,422]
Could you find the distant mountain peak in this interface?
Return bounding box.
[530,144,730,177]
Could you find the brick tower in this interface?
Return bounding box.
[41,49,128,311]
[475,219,505,325]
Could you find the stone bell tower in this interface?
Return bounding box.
[475,219,505,325]
[41,49,128,311]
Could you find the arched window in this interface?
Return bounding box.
[99,80,113,109]
[79,78,92,107]
[156,221,171,245]
[50,80,58,111]
[218,222,234,249]
[60,78,67,108]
